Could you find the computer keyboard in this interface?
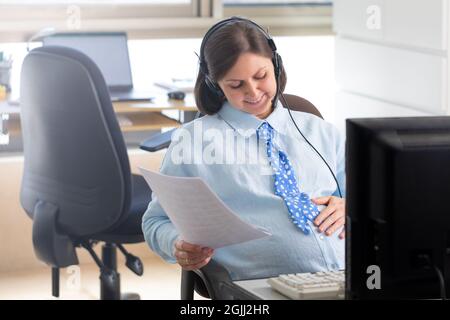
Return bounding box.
[267,270,345,300]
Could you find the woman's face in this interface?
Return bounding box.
[217,52,277,119]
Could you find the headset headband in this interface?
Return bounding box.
[199,17,277,76]
[198,17,281,101]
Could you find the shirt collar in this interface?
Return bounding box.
[217,100,287,138]
[265,100,288,135]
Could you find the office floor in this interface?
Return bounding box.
[0,256,207,300]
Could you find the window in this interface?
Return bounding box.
[0,0,209,41]
[223,0,332,36]
[0,0,191,3]
[0,0,331,42]
[224,0,330,4]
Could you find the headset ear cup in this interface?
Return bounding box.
[273,53,282,80]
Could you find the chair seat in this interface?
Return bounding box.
[93,174,151,243]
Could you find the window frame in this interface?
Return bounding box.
[223,2,333,36]
[0,0,331,42]
[0,0,218,41]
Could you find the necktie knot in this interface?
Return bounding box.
[257,122,274,142]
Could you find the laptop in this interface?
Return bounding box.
[43,32,154,102]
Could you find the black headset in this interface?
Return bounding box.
[198,17,342,198]
[199,16,282,102]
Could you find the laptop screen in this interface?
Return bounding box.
[43,32,133,88]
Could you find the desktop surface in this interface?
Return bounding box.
[233,278,289,300]
[233,270,345,300]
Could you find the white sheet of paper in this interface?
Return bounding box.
[139,167,272,249]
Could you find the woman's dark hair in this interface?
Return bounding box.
[194,19,287,115]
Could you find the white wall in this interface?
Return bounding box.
[333,0,449,134]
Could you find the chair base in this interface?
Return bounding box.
[51,242,143,300]
[99,243,142,300]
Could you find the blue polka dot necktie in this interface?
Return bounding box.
[257,122,320,235]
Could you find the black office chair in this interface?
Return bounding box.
[140,93,323,299]
[19,46,152,300]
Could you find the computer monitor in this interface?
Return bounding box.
[346,116,450,299]
[42,32,155,102]
[43,32,133,89]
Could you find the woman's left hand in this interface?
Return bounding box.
[311,196,346,239]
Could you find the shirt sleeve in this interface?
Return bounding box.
[141,128,195,263]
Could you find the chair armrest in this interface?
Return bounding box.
[139,129,175,152]
[193,259,234,299]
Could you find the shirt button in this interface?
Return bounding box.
[319,235,325,240]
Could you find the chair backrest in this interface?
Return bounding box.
[20,46,132,237]
[281,94,323,119]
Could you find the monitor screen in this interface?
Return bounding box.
[346,116,450,299]
[43,32,133,88]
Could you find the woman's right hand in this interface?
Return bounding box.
[173,239,214,271]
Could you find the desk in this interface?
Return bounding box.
[232,278,290,300]
[232,278,346,300]
[0,93,197,154]
[113,93,197,132]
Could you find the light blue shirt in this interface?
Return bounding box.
[142,100,346,280]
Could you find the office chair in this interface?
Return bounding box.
[19,46,152,300]
[140,93,323,299]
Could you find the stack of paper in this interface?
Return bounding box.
[139,167,271,249]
